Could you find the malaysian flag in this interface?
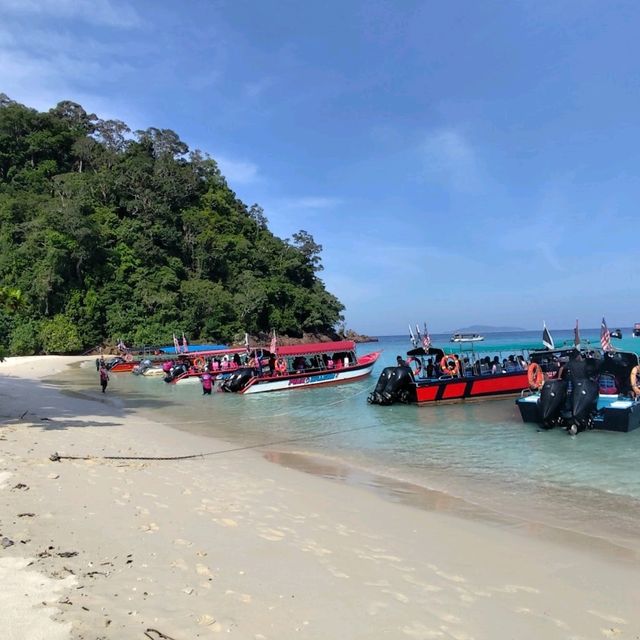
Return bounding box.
[244,332,250,354]
[181,332,189,353]
[270,329,277,355]
[173,333,180,353]
[601,317,613,352]
[542,322,555,350]
[422,325,431,349]
[574,319,581,349]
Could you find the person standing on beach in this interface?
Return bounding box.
[99,365,109,393]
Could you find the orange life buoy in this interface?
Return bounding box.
[193,356,205,369]
[630,365,640,398]
[440,355,459,376]
[527,362,544,390]
[124,353,133,362]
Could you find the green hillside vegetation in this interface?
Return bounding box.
[0,95,344,355]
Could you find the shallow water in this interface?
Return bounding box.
[64,331,640,552]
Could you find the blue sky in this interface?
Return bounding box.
[1,0,639,334]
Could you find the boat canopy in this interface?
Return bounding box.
[275,340,356,357]
[406,346,445,360]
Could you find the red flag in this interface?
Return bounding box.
[601,317,613,352]
[270,330,277,355]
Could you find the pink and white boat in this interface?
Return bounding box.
[219,340,381,394]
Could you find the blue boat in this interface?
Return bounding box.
[516,349,640,434]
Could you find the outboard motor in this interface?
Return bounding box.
[220,367,255,393]
[368,366,414,405]
[132,359,152,375]
[164,362,188,383]
[568,379,599,434]
[367,367,396,405]
[539,379,568,428]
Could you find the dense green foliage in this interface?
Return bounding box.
[0,96,344,354]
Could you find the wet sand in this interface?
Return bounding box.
[2,356,640,639]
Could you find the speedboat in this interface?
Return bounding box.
[368,346,529,405]
[450,333,484,343]
[219,340,381,394]
[516,350,640,433]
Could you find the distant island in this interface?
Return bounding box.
[451,325,526,333]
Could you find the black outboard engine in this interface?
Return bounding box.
[367,367,396,405]
[164,362,188,383]
[568,379,598,434]
[539,379,568,428]
[220,367,255,393]
[368,366,414,405]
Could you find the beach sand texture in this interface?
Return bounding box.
[1,356,639,639]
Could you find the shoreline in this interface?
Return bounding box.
[2,356,640,639]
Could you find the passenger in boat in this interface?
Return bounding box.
[454,354,463,377]
[327,357,334,369]
[396,355,406,367]
[491,356,503,375]
[517,355,527,370]
[426,359,435,378]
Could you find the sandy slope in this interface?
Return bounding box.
[1,356,639,639]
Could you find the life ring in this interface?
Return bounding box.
[276,358,287,374]
[410,357,422,376]
[440,356,459,376]
[124,353,133,362]
[193,356,205,369]
[527,362,544,390]
[630,365,640,397]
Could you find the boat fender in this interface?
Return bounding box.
[527,363,544,390]
[630,365,640,397]
[124,353,133,362]
[193,356,205,369]
[440,356,459,376]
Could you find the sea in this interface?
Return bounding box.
[60,329,640,555]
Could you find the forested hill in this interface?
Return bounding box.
[0,96,344,355]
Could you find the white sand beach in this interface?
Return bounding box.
[1,356,640,639]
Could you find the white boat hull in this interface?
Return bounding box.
[241,362,375,394]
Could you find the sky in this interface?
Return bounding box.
[1,0,639,334]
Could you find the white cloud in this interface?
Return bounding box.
[216,156,260,185]
[281,197,343,210]
[0,0,141,28]
[422,128,480,191]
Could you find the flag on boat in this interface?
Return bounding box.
[173,333,180,353]
[415,324,422,342]
[181,332,188,353]
[422,325,431,349]
[601,317,613,352]
[574,319,581,349]
[409,324,417,347]
[270,329,277,355]
[244,332,250,353]
[542,322,555,350]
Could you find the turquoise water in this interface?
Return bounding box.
[69,330,640,548]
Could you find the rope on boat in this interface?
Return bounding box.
[49,420,384,464]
